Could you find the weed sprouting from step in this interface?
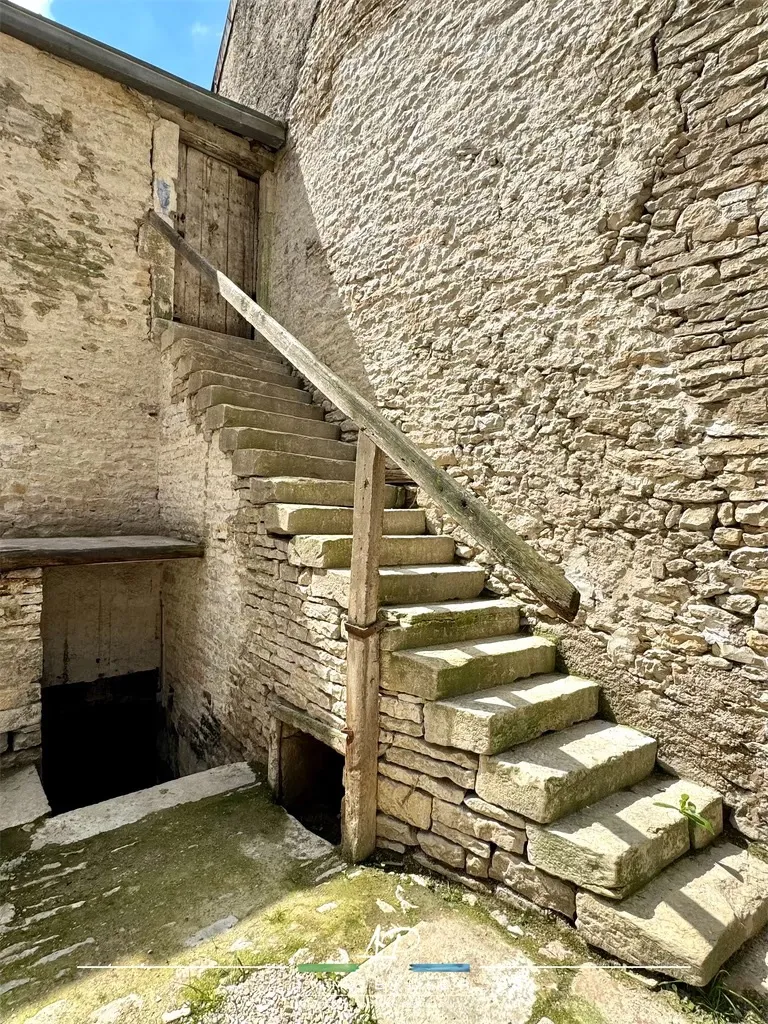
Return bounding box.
[661,969,766,1023]
[654,792,716,835]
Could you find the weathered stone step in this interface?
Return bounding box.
[380,599,521,652]
[475,720,658,824]
[423,673,600,755]
[288,534,454,569]
[383,635,557,700]
[177,352,299,390]
[576,842,768,986]
[194,385,320,421]
[189,371,312,406]
[206,405,340,439]
[528,776,723,899]
[310,564,487,608]
[220,426,357,463]
[170,337,289,376]
[232,449,357,481]
[0,765,50,832]
[160,321,277,362]
[250,478,404,508]
[264,503,424,535]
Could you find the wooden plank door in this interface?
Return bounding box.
[174,143,258,338]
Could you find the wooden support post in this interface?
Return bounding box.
[342,432,386,862]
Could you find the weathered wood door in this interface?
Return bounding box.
[174,144,258,338]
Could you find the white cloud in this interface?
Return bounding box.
[15,0,54,17]
[190,21,211,37]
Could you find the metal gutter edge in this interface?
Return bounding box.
[0,0,285,149]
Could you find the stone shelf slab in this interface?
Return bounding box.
[0,536,204,571]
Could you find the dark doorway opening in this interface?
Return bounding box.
[41,671,173,815]
[278,729,345,845]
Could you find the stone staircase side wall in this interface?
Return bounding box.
[157,336,349,774]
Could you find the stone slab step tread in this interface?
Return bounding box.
[171,336,289,375]
[380,598,521,652]
[528,775,723,898]
[193,384,321,419]
[250,478,404,508]
[575,842,768,986]
[206,405,340,439]
[475,720,658,824]
[310,564,487,608]
[264,504,425,536]
[160,322,277,361]
[220,426,357,462]
[232,448,357,482]
[288,533,455,569]
[384,634,557,700]
[188,370,312,405]
[178,352,299,390]
[423,672,600,754]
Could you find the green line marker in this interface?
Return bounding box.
[297,963,360,974]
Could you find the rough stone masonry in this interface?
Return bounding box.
[217,0,768,841]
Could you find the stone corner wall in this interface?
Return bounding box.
[218,0,768,841]
[0,569,43,769]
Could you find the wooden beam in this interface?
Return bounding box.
[148,211,581,621]
[343,434,386,862]
[267,697,347,756]
[0,536,204,571]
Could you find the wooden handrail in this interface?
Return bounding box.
[149,210,580,621]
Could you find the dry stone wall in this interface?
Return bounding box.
[219,0,768,839]
[0,33,160,535]
[0,568,43,769]
[156,323,352,776]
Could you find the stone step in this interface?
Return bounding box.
[220,426,357,463]
[380,598,521,652]
[310,564,487,608]
[170,336,289,376]
[576,842,768,986]
[189,371,312,407]
[382,635,557,700]
[423,672,600,754]
[206,404,340,439]
[160,321,277,362]
[250,477,404,508]
[264,503,425,535]
[528,776,723,899]
[177,352,299,390]
[232,448,357,481]
[194,385,320,421]
[288,534,455,569]
[475,720,658,824]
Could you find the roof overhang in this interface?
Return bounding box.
[0,0,285,149]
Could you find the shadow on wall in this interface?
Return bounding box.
[261,147,380,405]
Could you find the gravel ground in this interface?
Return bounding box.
[201,968,369,1024]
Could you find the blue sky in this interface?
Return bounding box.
[13,0,229,88]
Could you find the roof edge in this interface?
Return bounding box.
[0,0,285,149]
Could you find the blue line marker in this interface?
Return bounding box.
[410,963,470,973]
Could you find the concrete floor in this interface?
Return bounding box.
[1,767,765,1024]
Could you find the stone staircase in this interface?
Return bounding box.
[167,321,768,988]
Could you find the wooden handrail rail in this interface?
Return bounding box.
[149,210,580,621]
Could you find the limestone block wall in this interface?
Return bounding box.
[0,33,160,536]
[218,0,768,840]
[0,569,43,769]
[157,326,350,776]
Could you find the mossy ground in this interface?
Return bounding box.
[1,774,763,1024]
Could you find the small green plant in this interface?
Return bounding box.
[663,970,765,1022]
[183,971,225,1019]
[654,792,716,835]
